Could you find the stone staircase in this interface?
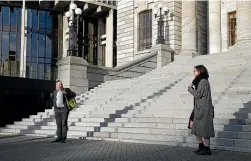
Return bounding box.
[1,46,251,152]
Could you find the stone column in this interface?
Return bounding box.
[20,0,26,77]
[208,1,221,54]
[236,1,251,45]
[150,44,173,68]
[105,9,114,67]
[57,56,89,95]
[180,1,197,56]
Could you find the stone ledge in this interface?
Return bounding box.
[57,56,89,67]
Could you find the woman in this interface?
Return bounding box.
[188,65,215,155]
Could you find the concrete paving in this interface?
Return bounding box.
[0,135,250,161]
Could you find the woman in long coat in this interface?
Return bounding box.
[188,65,215,155]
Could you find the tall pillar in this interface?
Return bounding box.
[180,1,197,56]
[20,0,26,77]
[105,9,113,67]
[208,1,221,54]
[236,1,251,45]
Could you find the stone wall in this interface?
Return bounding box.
[117,0,180,65]
[87,52,157,89]
[117,0,135,66]
[87,66,107,89]
[196,1,208,55]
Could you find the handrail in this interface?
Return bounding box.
[88,51,158,76]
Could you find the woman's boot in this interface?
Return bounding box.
[194,143,205,154]
[197,146,212,155]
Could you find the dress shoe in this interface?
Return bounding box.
[52,138,61,143]
[193,143,205,154]
[196,146,212,155]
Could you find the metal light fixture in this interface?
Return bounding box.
[65,2,82,57]
[154,3,174,44]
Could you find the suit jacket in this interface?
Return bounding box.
[51,88,76,111]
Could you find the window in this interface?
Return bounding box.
[26,9,60,80]
[138,10,152,51]
[0,6,22,77]
[228,11,236,47]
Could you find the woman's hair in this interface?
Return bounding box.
[194,65,209,79]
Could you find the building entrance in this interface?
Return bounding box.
[78,16,98,65]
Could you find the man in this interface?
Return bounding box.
[52,80,76,143]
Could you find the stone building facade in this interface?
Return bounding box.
[116,0,250,66]
[1,0,251,93]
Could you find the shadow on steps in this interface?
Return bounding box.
[215,101,251,152]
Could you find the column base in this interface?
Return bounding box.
[179,50,199,57]
[150,44,173,67]
[225,40,251,54]
[172,50,198,64]
[57,56,89,95]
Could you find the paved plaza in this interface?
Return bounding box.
[0,135,250,161]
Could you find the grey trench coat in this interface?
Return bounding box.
[188,79,215,138]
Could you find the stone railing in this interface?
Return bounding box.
[87,52,157,89]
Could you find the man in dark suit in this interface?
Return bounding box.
[52,80,76,143]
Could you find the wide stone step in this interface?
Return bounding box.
[23,129,87,137]
[93,132,186,142]
[134,104,250,113]
[72,113,117,118]
[73,122,101,127]
[14,121,44,126]
[0,128,23,134]
[21,117,80,123]
[80,118,111,122]
[128,108,251,116]
[6,125,37,130]
[100,127,191,136]
[114,117,251,125]
[97,126,251,140]
[205,137,251,149]
[216,131,251,140]
[105,122,251,132]
[35,125,97,132]
[121,112,251,119]
[223,125,251,132]
[70,109,118,115]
